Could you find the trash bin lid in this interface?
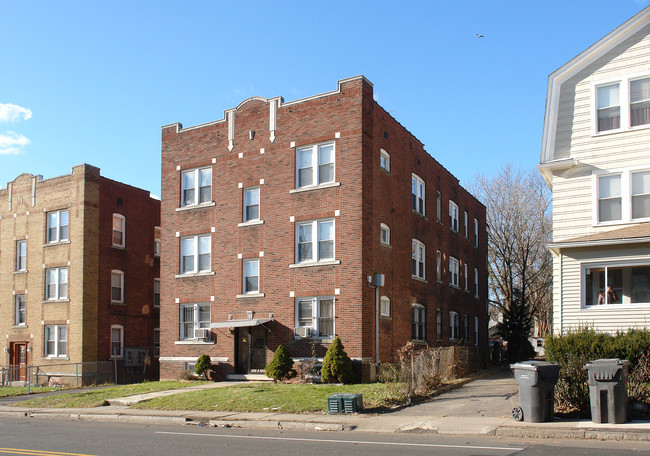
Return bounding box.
[510,360,561,380]
[584,358,630,380]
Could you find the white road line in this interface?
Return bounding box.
[156,431,525,452]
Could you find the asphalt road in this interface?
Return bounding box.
[1,418,650,456]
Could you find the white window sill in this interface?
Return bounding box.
[176,201,216,212]
[289,260,341,269]
[44,240,71,247]
[449,283,460,289]
[411,339,427,345]
[42,356,69,360]
[290,182,341,194]
[11,324,28,329]
[380,315,391,319]
[175,340,216,345]
[238,220,265,228]
[43,299,70,304]
[380,242,391,248]
[582,302,650,310]
[175,271,216,278]
[412,210,427,219]
[236,293,265,299]
[294,336,335,343]
[112,244,126,250]
[111,301,125,305]
[13,270,28,275]
[411,276,428,283]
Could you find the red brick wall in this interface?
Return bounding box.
[159,77,488,379]
[96,178,160,364]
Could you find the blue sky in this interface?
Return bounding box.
[1,1,649,197]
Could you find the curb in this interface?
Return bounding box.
[494,426,650,441]
[21,411,188,426]
[207,419,350,431]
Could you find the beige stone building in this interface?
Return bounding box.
[1,164,160,384]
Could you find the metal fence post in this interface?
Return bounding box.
[76,363,79,388]
[27,366,31,394]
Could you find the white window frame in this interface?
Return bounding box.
[180,234,211,274]
[582,259,650,308]
[474,268,479,298]
[47,209,69,244]
[154,226,161,257]
[412,304,425,341]
[45,267,68,301]
[295,219,335,264]
[111,270,124,303]
[16,239,26,271]
[154,278,160,307]
[110,325,124,359]
[464,263,468,291]
[112,213,125,248]
[436,250,442,282]
[593,167,650,225]
[243,186,260,222]
[181,167,212,207]
[380,295,390,317]
[15,294,26,326]
[449,257,459,288]
[411,174,425,216]
[474,316,479,345]
[296,142,335,189]
[380,149,390,172]
[243,258,260,294]
[464,211,468,238]
[179,302,211,340]
[295,296,335,339]
[474,218,479,248]
[412,239,425,280]
[436,191,442,222]
[591,72,650,135]
[45,324,67,357]
[436,308,442,341]
[380,223,390,245]
[449,200,459,232]
[449,311,460,341]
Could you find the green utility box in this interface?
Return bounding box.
[327,393,363,414]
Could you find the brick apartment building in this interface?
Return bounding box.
[0,164,161,384]
[159,76,487,380]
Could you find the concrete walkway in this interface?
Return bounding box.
[2,368,650,441]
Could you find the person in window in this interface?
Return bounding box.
[598,285,617,304]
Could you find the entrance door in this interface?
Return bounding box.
[10,342,28,381]
[235,327,267,374]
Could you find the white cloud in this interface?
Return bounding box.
[0,103,32,122]
[0,131,31,155]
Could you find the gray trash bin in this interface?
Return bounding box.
[510,360,561,422]
[584,358,630,424]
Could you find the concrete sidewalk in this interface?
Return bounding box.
[2,368,650,441]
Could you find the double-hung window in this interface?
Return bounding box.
[412,239,425,280]
[474,316,479,345]
[243,259,260,294]
[45,325,67,357]
[596,169,650,224]
[112,214,125,247]
[295,297,334,338]
[154,226,161,257]
[243,187,260,222]
[380,223,390,245]
[474,268,479,298]
[380,149,390,172]
[464,263,468,291]
[111,270,124,303]
[179,303,211,340]
[632,170,650,219]
[412,304,425,341]
[296,219,334,263]
[449,311,460,341]
[436,250,442,282]
[631,77,650,127]
[110,325,124,358]
[16,240,26,271]
[296,142,335,188]
[596,83,620,132]
[449,257,459,287]
[180,235,211,274]
[464,211,468,238]
[15,295,25,326]
[436,191,442,222]
[47,210,69,243]
[380,296,390,317]
[154,279,160,307]
[46,267,68,300]
[449,201,459,232]
[597,174,622,222]
[436,308,442,341]
[181,167,212,207]
[412,174,425,215]
[474,219,479,248]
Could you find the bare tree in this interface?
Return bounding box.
[471,165,553,339]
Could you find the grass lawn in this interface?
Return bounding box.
[12,381,208,408]
[133,382,408,414]
[0,386,63,398]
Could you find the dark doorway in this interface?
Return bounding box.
[235,326,267,374]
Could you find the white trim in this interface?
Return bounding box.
[112,213,125,248]
[289,182,341,194]
[110,324,124,359]
[160,356,228,362]
[175,201,216,212]
[581,257,650,308]
[238,220,265,228]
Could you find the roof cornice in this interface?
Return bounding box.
[540,7,650,165]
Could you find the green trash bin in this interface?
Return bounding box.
[327,393,363,414]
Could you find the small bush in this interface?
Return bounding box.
[195,354,212,380]
[180,370,196,381]
[265,344,294,381]
[321,337,354,384]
